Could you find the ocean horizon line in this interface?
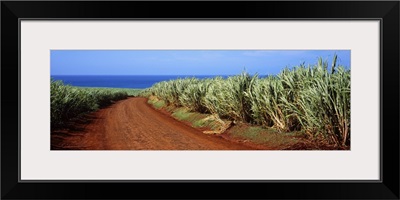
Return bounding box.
[51,74,271,89]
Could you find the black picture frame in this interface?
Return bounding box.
[2,1,399,199]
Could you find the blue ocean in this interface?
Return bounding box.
[51,75,229,89]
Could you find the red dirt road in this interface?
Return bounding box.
[51,97,256,150]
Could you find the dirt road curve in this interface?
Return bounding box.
[52,97,256,150]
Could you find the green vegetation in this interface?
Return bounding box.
[148,98,222,131]
[229,125,299,149]
[78,87,142,96]
[140,56,350,147]
[51,80,138,128]
[148,97,167,109]
[172,108,195,121]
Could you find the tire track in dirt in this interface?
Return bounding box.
[51,97,256,150]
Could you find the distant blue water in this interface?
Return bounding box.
[51,75,232,89]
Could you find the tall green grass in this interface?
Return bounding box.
[51,80,131,128]
[140,56,350,146]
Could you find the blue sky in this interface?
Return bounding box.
[51,50,350,76]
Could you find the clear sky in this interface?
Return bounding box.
[51,50,350,76]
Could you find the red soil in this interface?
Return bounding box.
[51,97,258,150]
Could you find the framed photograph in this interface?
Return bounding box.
[2,1,399,199]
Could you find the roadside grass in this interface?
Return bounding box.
[172,108,223,131]
[79,87,142,96]
[172,108,194,121]
[147,95,303,148]
[148,97,221,131]
[148,97,166,109]
[192,118,220,131]
[228,125,301,149]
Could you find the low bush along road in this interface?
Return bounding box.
[51,97,255,150]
